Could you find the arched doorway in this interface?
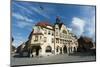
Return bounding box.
[60,47,62,54]
[74,47,76,52]
[45,46,52,52]
[36,46,41,56]
[63,45,67,53]
[31,46,41,56]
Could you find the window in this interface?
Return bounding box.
[45,46,52,52]
[56,46,59,52]
[60,39,63,44]
[40,36,42,39]
[56,27,58,29]
[65,35,67,38]
[58,39,59,43]
[60,39,62,44]
[62,30,67,34]
[65,40,67,44]
[52,38,54,43]
[63,34,64,38]
[56,39,59,43]
[34,35,38,41]
[60,33,62,38]
[63,40,64,44]
[56,39,57,43]
[48,30,50,35]
[52,32,54,36]
[44,29,47,34]
[60,35,61,38]
[63,40,65,44]
[56,31,58,36]
[44,37,47,42]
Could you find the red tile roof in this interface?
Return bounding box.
[36,21,52,27]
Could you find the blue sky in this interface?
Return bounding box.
[12,1,96,47]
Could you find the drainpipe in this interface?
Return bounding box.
[54,30,56,55]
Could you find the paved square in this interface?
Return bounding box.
[11,53,96,66]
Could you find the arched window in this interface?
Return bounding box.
[62,30,67,34]
[45,46,52,52]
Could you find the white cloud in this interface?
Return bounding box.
[12,12,35,29]
[71,16,95,42]
[12,2,36,29]
[12,12,33,22]
[83,16,95,41]
[79,6,95,41]
[12,33,28,47]
[13,2,33,14]
[71,17,86,38]
[67,27,72,32]
[30,6,50,19]
[13,39,23,48]
[16,21,33,28]
[13,2,51,29]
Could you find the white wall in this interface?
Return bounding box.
[41,29,54,55]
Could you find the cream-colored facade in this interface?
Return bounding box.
[28,17,78,57]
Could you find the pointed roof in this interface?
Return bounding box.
[54,16,64,29]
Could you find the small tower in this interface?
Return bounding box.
[56,16,61,24]
[55,16,61,37]
[54,16,61,55]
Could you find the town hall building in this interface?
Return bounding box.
[27,17,78,57]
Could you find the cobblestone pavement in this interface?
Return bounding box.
[11,53,96,66]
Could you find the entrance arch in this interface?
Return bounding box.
[63,45,67,53]
[31,46,41,56]
[36,46,41,56]
[45,46,52,52]
[74,47,76,52]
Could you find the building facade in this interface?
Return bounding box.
[28,17,78,57]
